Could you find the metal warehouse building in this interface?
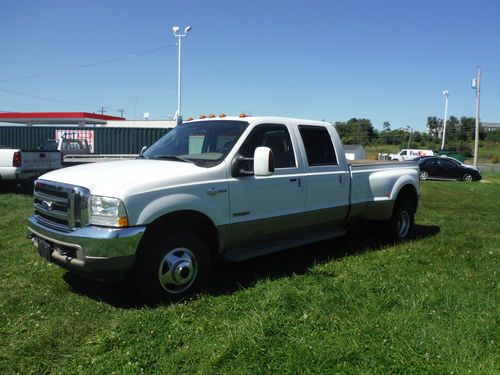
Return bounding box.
[0,112,175,154]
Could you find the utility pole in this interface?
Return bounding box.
[407,126,413,149]
[99,106,107,115]
[473,66,481,167]
[118,109,125,118]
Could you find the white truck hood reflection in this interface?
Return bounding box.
[39,159,205,198]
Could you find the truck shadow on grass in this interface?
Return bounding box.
[62,223,440,308]
[0,182,34,196]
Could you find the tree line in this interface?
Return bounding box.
[334,116,498,155]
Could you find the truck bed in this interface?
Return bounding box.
[348,160,419,221]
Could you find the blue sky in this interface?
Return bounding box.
[1,0,499,131]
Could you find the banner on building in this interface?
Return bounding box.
[55,129,95,153]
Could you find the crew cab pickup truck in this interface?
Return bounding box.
[28,116,420,301]
[0,148,62,187]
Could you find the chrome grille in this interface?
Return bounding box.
[33,180,89,232]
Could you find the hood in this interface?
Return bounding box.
[39,159,205,198]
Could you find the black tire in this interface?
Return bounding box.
[419,171,429,180]
[463,173,473,182]
[133,231,212,302]
[388,201,414,241]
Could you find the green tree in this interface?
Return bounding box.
[383,121,391,132]
[334,118,376,145]
[426,116,443,142]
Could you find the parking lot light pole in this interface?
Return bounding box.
[172,25,191,125]
[441,90,449,150]
[472,67,481,167]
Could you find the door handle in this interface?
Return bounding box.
[289,178,303,189]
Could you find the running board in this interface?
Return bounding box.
[223,226,346,262]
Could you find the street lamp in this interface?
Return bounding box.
[172,25,192,125]
[441,90,449,150]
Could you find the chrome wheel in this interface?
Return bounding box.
[463,173,473,182]
[420,171,429,180]
[158,247,197,294]
[397,210,411,239]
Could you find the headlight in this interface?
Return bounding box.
[89,196,129,227]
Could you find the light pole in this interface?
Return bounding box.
[472,67,481,167]
[172,25,191,125]
[441,90,449,150]
[407,125,413,149]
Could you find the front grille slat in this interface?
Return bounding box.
[33,191,68,206]
[33,181,89,232]
[33,203,68,221]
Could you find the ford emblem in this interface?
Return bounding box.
[41,201,54,211]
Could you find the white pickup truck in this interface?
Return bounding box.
[0,148,62,187]
[28,116,420,301]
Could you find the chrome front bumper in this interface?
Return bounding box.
[28,215,146,277]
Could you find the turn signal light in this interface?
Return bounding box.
[118,217,129,227]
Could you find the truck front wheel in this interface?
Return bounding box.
[134,232,211,302]
[389,201,414,241]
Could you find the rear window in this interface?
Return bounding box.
[299,125,338,166]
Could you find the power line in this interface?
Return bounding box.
[0,87,120,111]
[0,44,176,83]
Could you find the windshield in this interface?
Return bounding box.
[143,120,248,167]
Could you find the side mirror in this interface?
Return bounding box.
[254,147,274,176]
[140,146,148,155]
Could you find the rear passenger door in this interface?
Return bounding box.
[297,125,350,229]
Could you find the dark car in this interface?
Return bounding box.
[418,156,481,182]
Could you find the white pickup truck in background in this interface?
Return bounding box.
[41,137,92,156]
[41,137,137,166]
[28,116,420,301]
[0,148,62,187]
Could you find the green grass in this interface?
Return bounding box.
[1,176,499,374]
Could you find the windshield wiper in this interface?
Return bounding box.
[151,155,194,163]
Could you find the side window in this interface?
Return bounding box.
[239,124,296,169]
[401,150,407,156]
[299,125,338,166]
[440,159,455,169]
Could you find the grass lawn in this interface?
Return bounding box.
[0,175,499,374]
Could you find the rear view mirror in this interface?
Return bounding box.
[254,147,274,176]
